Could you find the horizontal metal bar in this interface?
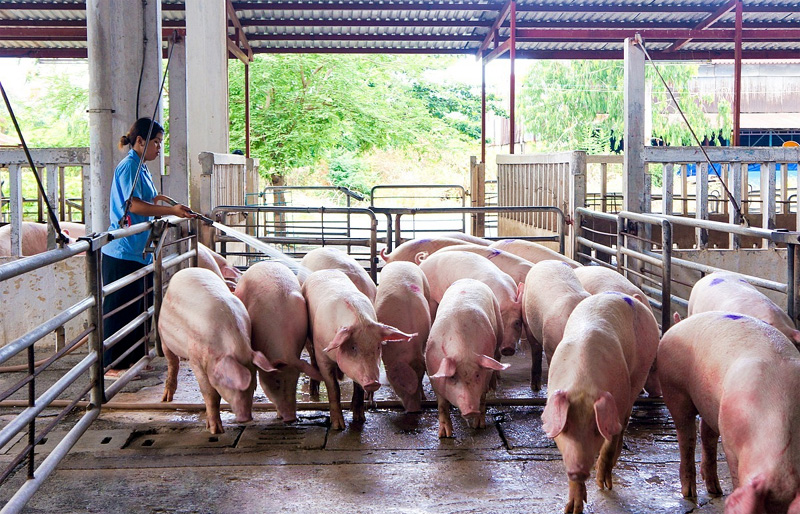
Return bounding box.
[0,353,95,450]
[0,296,95,366]
[0,241,89,282]
[103,306,153,351]
[632,211,800,244]
[160,249,195,270]
[102,263,153,296]
[642,284,689,309]
[104,349,156,401]
[619,246,664,268]
[576,236,615,257]
[0,407,100,514]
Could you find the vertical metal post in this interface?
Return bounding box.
[508,1,516,155]
[26,322,35,479]
[59,166,66,221]
[788,243,796,325]
[662,163,673,215]
[733,0,743,146]
[369,215,378,283]
[481,59,486,164]
[696,162,709,249]
[153,238,164,358]
[616,216,625,275]
[601,162,608,212]
[245,61,251,158]
[86,243,106,408]
[191,218,200,268]
[9,164,22,257]
[792,243,800,328]
[762,161,777,248]
[46,164,59,250]
[661,219,672,332]
[730,162,742,249]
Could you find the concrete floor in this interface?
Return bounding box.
[0,343,730,514]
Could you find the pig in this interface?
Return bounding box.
[658,312,800,513]
[375,261,433,412]
[489,238,581,268]
[418,250,524,357]
[234,261,323,423]
[574,265,662,397]
[300,246,376,303]
[542,292,660,514]
[197,243,242,291]
[379,237,471,263]
[438,232,493,246]
[523,261,590,391]
[415,244,533,285]
[158,267,275,434]
[0,221,84,256]
[302,269,414,429]
[688,271,800,345]
[426,279,508,437]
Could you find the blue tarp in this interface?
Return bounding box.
[681,162,797,189]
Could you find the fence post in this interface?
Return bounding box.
[470,156,486,237]
[762,161,777,248]
[85,242,106,407]
[730,162,743,249]
[46,164,59,250]
[696,162,709,249]
[198,152,215,247]
[661,219,672,332]
[9,164,23,257]
[662,163,673,216]
[569,151,586,260]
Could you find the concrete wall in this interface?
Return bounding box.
[0,257,89,351]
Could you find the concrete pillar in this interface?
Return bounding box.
[623,37,647,214]
[87,0,163,233]
[186,1,229,213]
[163,36,189,206]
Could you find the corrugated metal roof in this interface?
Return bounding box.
[0,0,798,60]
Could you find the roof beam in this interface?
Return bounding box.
[227,0,253,63]
[0,27,187,41]
[477,0,512,58]
[665,0,736,53]
[248,33,481,42]
[515,28,800,41]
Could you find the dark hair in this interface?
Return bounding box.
[118,118,164,150]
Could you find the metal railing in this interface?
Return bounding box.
[0,216,197,513]
[575,207,800,333]
[210,205,379,281]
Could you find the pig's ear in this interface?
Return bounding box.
[414,251,429,264]
[791,329,800,344]
[516,282,524,303]
[726,474,767,514]
[324,326,352,352]
[252,351,278,374]
[594,391,622,441]
[475,353,510,371]
[673,312,682,324]
[377,324,415,344]
[294,358,323,382]
[430,357,456,379]
[542,389,569,438]
[222,266,242,281]
[633,293,646,305]
[213,356,252,391]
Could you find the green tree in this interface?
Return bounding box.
[229,54,462,182]
[518,60,729,153]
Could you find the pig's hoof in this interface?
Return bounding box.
[566,480,587,513]
[705,480,722,497]
[207,423,225,435]
[330,415,346,430]
[438,423,453,438]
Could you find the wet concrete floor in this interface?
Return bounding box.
[0,342,730,514]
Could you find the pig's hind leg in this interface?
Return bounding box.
[161,344,180,402]
[699,418,723,496]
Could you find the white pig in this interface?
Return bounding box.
[159,267,274,434]
[574,265,662,397]
[419,250,524,357]
[688,271,800,345]
[197,242,242,290]
[523,260,590,391]
[301,246,376,303]
[379,237,471,263]
[658,312,800,514]
[0,221,84,256]
[375,261,433,413]
[234,261,323,423]
[542,292,660,514]
[415,244,533,285]
[303,269,414,430]
[426,279,508,438]
[489,238,581,268]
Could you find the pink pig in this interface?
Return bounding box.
[300,247,376,303]
[379,237,471,263]
[0,221,85,256]
[574,265,662,397]
[523,260,590,391]
[234,261,323,423]
[489,238,581,268]
[415,244,534,285]
[302,269,414,429]
[542,292,660,514]
[658,312,800,514]
[425,279,508,438]
[688,271,800,345]
[158,267,274,434]
[375,261,433,412]
[418,250,524,357]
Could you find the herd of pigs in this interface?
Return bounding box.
[4,223,800,513]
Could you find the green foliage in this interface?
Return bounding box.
[327,151,376,195]
[409,81,504,141]
[519,60,718,153]
[229,54,465,178]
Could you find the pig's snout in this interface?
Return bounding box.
[500,346,516,357]
[568,469,590,482]
[362,380,381,393]
[461,410,481,428]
